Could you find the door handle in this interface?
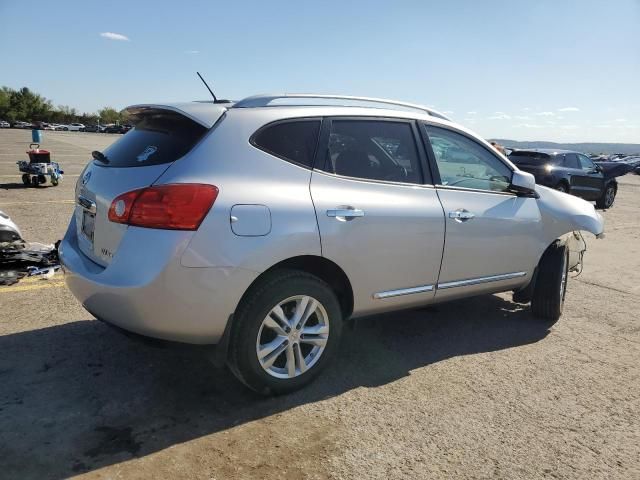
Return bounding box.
[327,207,365,220]
[448,209,475,222]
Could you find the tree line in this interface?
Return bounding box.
[0,86,127,125]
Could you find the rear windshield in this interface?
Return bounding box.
[98,111,208,167]
[508,151,558,164]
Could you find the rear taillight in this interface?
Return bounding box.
[108,184,218,230]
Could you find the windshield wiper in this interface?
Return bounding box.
[92,150,109,164]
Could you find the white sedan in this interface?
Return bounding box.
[66,123,85,132]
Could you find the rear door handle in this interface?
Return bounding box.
[327,207,365,219]
[448,209,474,222]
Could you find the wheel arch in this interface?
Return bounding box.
[213,255,354,367]
[556,178,570,190]
[253,255,354,320]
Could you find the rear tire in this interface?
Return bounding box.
[596,184,616,209]
[228,269,343,395]
[31,176,39,187]
[531,242,569,321]
[22,174,30,186]
[555,182,569,193]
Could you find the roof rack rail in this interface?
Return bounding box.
[231,94,451,121]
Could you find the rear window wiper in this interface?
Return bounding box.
[92,151,109,164]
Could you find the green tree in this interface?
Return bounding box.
[98,107,121,124]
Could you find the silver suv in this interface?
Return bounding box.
[60,94,604,394]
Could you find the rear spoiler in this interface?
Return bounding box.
[125,102,229,129]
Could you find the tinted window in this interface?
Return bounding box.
[322,120,423,184]
[564,153,580,169]
[578,154,595,171]
[253,120,321,168]
[100,112,207,168]
[509,151,558,165]
[425,125,512,192]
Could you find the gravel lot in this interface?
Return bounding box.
[0,129,638,479]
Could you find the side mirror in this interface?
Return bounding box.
[510,170,538,198]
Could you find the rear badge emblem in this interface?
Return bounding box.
[82,171,92,185]
[137,146,158,162]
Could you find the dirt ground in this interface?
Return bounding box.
[0,129,638,479]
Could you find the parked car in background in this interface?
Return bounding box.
[509,149,618,209]
[12,121,32,129]
[0,120,10,128]
[54,124,66,131]
[61,94,604,394]
[104,124,128,133]
[43,123,56,130]
[84,125,101,133]
[66,123,86,132]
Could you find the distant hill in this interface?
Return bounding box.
[490,139,640,155]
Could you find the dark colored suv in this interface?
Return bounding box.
[509,149,617,209]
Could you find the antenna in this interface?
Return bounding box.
[197,72,217,102]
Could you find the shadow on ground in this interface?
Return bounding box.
[0,294,552,478]
[0,183,30,190]
[0,183,57,190]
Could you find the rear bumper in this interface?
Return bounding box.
[60,216,259,344]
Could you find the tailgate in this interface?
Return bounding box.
[73,104,225,266]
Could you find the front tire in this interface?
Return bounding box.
[555,182,569,193]
[531,242,569,321]
[596,184,616,209]
[228,270,343,395]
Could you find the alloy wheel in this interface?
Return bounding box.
[605,186,615,208]
[256,295,329,379]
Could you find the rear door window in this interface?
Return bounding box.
[252,119,321,168]
[320,119,424,184]
[564,153,580,168]
[99,111,208,168]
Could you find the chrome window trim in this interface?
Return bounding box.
[437,271,527,290]
[436,184,517,197]
[312,168,436,189]
[373,284,434,299]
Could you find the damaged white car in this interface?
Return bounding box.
[60,94,604,394]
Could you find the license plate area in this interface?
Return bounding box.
[82,210,96,242]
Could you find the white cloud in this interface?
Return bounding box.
[559,125,578,130]
[522,107,531,111]
[463,118,477,123]
[100,32,130,41]
[558,107,580,112]
[597,125,613,128]
[514,115,530,120]
[615,118,626,122]
[487,113,511,120]
[185,50,200,54]
[466,111,477,115]
[515,123,543,128]
[536,111,555,116]
[443,110,454,114]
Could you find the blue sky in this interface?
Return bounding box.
[1,0,638,142]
